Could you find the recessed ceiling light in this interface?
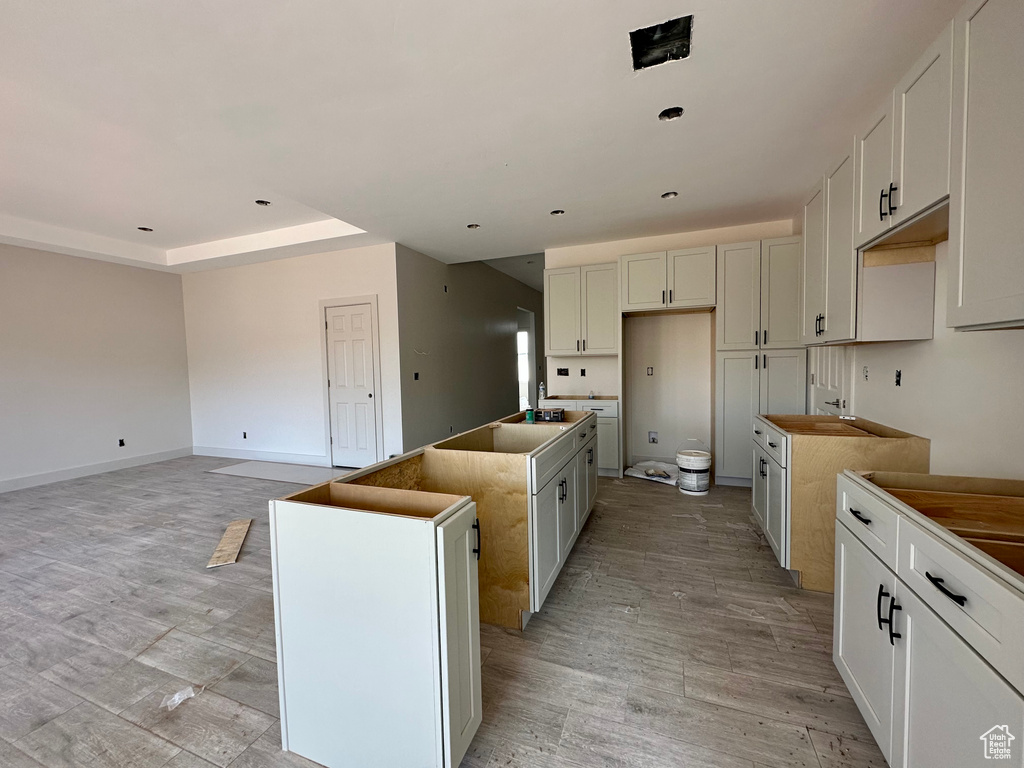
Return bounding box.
[658,107,685,121]
[467,223,481,229]
[255,199,272,206]
[137,226,153,232]
[550,209,565,216]
[661,191,679,199]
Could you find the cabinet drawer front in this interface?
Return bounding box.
[837,475,899,570]
[897,516,1024,693]
[532,430,577,491]
[580,401,618,418]
[759,423,787,467]
[538,399,577,411]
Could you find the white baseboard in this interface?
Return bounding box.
[192,446,332,467]
[715,476,753,488]
[0,447,194,494]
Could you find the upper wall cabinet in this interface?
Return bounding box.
[825,144,858,344]
[801,180,826,345]
[947,0,1024,330]
[855,22,953,249]
[717,238,803,351]
[620,247,716,312]
[544,263,618,356]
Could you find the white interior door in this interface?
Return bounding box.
[809,345,848,415]
[326,304,378,467]
[437,503,482,768]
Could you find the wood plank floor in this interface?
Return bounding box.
[0,457,885,767]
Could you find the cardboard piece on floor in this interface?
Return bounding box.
[206,519,252,568]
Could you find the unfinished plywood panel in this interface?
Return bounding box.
[350,453,424,491]
[789,432,929,592]
[325,484,464,519]
[421,447,529,629]
[207,519,252,568]
[491,424,565,454]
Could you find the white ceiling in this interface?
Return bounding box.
[0,1,963,270]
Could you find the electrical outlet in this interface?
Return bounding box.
[557,368,569,376]
[895,369,902,387]
[450,425,454,433]
[647,366,654,376]
[862,366,869,381]
[243,432,247,439]
[118,438,125,447]
[648,431,658,444]
[580,369,586,376]
[414,372,419,380]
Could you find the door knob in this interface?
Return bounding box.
[368,393,373,398]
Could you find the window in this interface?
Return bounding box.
[517,331,530,411]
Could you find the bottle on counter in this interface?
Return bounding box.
[589,390,595,399]
[539,381,546,400]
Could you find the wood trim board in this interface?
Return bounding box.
[207,519,252,568]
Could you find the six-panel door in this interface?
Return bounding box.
[833,522,896,763]
[437,503,483,768]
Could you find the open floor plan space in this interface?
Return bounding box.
[0,459,879,768]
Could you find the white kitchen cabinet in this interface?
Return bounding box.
[751,446,767,528]
[668,246,717,308]
[718,238,803,351]
[760,237,803,348]
[824,145,857,343]
[270,487,481,768]
[716,241,761,350]
[715,350,806,485]
[544,267,580,355]
[893,22,953,226]
[577,434,598,529]
[801,180,826,345]
[596,417,619,473]
[532,474,561,609]
[891,582,1024,768]
[557,458,578,563]
[856,24,953,250]
[544,263,617,356]
[621,248,716,312]
[620,252,668,311]
[948,0,1024,330]
[834,522,896,762]
[764,450,786,567]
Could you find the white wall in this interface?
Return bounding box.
[545,219,796,269]
[395,245,544,450]
[0,244,192,491]
[624,313,713,464]
[851,241,1024,480]
[182,243,403,464]
[545,356,619,398]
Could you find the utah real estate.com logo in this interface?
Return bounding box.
[980,725,1015,760]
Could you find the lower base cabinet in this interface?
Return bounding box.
[271,487,482,768]
[752,442,789,568]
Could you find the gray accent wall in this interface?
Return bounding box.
[0,244,192,490]
[396,245,544,451]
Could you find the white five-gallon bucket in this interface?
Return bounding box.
[676,440,712,496]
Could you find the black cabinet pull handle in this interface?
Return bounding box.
[579,431,587,438]
[662,290,666,304]
[577,339,580,352]
[879,187,889,221]
[763,329,768,345]
[588,448,593,465]
[850,508,872,526]
[583,339,586,352]
[754,429,762,435]
[925,572,967,606]
[887,596,902,645]
[755,354,759,370]
[888,183,898,216]
[755,330,759,346]
[669,289,673,303]
[876,584,890,631]
[763,354,767,369]
[472,519,481,560]
[768,441,777,448]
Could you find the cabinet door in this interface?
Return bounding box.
[824,146,857,342]
[716,241,762,350]
[531,478,560,610]
[620,252,667,311]
[580,263,618,355]
[855,94,896,248]
[667,246,716,308]
[893,21,953,225]
[833,523,896,763]
[558,463,578,563]
[891,583,1024,768]
[759,350,807,415]
[437,503,483,768]
[801,180,826,345]
[714,352,759,481]
[575,449,589,533]
[544,268,581,356]
[751,444,768,529]
[948,0,1024,329]
[596,417,619,471]
[586,439,599,513]
[764,454,787,567]
[760,237,802,348]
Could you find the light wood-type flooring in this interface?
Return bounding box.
[0,457,884,767]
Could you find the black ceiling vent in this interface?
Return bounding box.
[630,16,693,70]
